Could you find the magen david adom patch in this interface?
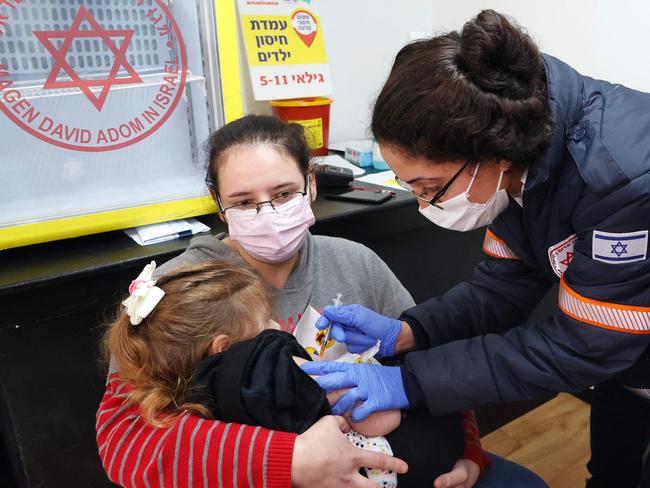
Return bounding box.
[548,234,577,277]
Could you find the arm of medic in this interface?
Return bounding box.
[303,221,650,418]
[401,256,553,347]
[293,356,402,436]
[404,222,650,415]
[312,256,554,357]
[301,255,554,415]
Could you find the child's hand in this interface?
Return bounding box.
[433,458,480,488]
[338,415,352,433]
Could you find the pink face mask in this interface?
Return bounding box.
[226,192,315,263]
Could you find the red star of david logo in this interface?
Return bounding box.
[33,5,142,111]
[559,251,574,267]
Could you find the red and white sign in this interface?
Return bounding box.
[291,9,318,47]
[0,1,187,152]
[548,234,577,277]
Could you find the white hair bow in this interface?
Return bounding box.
[122,261,166,326]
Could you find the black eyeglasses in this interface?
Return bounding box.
[216,175,309,214]
[395,160,473,209]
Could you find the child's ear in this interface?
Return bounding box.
[210,334,232,354]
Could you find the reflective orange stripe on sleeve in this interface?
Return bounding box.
[483,229,519,260]
[558,277,650,334]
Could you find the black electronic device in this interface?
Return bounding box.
[315,163,353,188]
[325,189,392,204]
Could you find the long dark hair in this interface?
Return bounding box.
[372,9,553,168]
[204,115,311,193]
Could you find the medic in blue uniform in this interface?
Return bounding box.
[301,10,650,488]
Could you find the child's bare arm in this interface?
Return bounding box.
[293,356,401,436]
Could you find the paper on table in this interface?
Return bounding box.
[312,154,366,176]
[293,306,380,363]
[124,218,211,246]
[356,170,407,191]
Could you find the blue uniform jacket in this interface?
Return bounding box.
[401,54,650,416]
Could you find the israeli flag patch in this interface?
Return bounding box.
[592,230,648,264]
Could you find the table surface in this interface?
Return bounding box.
[0,180,414,291]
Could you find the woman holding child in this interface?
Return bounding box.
[97,114,544,487]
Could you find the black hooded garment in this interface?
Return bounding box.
[189,329,464,486]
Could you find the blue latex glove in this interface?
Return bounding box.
[301,361,409,422]
[315,304,402,357]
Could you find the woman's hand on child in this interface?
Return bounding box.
[315,304,404,356]
[300,361,409,422]
[292,415,408,488]
[433,459,480,488]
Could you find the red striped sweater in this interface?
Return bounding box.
[97,374,489,487]
[97,374,296,487]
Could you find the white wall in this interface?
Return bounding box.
[238,0,435,142]
[429,1,650,92]
[237,1,650,142]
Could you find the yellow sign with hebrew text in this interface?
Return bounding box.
[237,1,332,100]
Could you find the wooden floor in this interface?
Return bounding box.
[481,393,591,488]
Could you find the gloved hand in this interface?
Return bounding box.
[315,304,403,357]
[300,361,409,422]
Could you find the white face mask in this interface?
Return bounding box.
[419,163,510,231]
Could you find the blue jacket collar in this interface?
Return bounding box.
[525,54,584,192]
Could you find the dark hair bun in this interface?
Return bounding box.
[371,9,553,169]
[459,10,542,99]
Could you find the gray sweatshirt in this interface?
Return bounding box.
[153,232,415,330]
